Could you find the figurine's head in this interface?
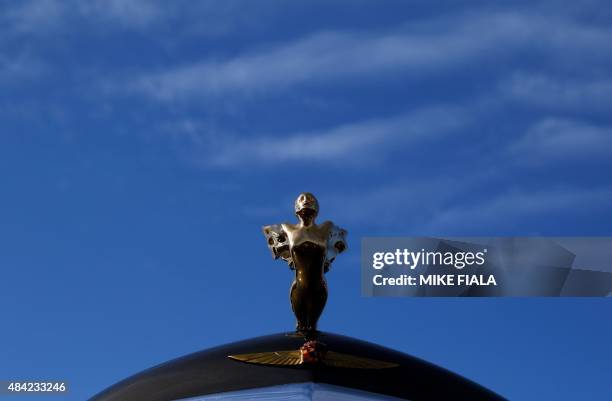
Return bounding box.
[294,192,319,220]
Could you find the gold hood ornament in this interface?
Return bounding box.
[263,192,347,333]
[228,193,397,369]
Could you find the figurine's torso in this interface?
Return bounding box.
[281,221,333,251]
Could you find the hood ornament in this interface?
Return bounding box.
[263,192,347,334]
[228,193,397,369]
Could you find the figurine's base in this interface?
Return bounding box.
[285,330,320,340]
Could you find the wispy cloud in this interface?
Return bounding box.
[129,12,612,100]
[333,176,612,233]
[166,106,468,167]
[131,28,483,100]
[1,0,164,34]
[1,0,64,34]
[0,54,46,83]
[1,0,292,38]
[424,186,612,233]
[321,170,496,229]
[501,73,612,111]
[510,118,612,162]
[80,0,163,28]
[316,168,612,234]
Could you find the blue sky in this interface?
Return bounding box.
[1,1,611,400]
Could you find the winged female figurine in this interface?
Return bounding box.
[232,195,395,369]
[263,193,347,333]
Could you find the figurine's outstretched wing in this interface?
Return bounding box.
[262,224,293,269]
[325,224,348,273]
[229,350,302,366]
[323,351,398,369]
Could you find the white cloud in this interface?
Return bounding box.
[1,0,164,34]
[424,186,612,233]
[129,12,612,100]
[2,0,64,33]
[323,172,494,229]
[79,0,163,28]
[132,28,483,100]
[309,165,612,233]
[510,118,612,162]
[168,106,468,167]
[501,73,612,111]
[1,0,294,38]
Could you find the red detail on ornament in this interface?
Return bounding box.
[300,340,327,364]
